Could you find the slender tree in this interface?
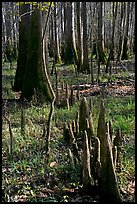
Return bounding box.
[76,2,83,72]
[54,2,62,64]
[82,2,90,73]
[121,2,130,60]
[97,2,106,64]
[117,2,126,61]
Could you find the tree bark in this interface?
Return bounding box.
[21,3,55,102]
[121,2,130,60]
[13,3,30,92]
[82,2,90,73]
[54,2,62,64]
[97,2,106,64]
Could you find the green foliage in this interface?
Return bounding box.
[17,2,54,11]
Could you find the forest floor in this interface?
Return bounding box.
[2,58,135,202]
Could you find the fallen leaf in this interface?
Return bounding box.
[127,180,135,194]
[49,162,57,167]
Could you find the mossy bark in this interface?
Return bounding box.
[13,3,30,92]
[97,99,107,166]
[22,5,55,102]
[99,123,122,202]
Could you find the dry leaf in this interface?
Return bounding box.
[127,180,135,194]
[49,161,57,167]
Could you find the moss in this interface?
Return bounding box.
[13,18,30,92]
[22,6,55,102]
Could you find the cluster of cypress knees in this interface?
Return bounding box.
[57,84,123,202]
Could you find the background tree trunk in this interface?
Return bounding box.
[54,2,62,64]
[64,2,78,65]
[97,2,106,64]
[121,2,130,60]
[82,2,90,73]
[76,2,83,73]
[117,2,126,62]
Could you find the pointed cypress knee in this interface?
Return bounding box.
[109,120,113,142]
[92,137,101,185]
[89,97,93,114]
[99,123,122,202]
[68,123,81,164]
[61,81,64,91]
[82,130,94,194]
[70,86,75,106]
[21,108,25,135]
[112,146,117,169]
[97,99,107,166]
[79,97,94,137]
[62,97,70,110]
[72,120,77,138]
[114,128,122,172]
[65,83,69,99]
[75,111,79,139]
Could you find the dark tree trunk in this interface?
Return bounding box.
[97,2,106,64]
[13,3,30,92]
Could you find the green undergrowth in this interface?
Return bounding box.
[2,61,135,202]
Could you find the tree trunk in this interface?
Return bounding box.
[64,2,78,65]
[76,2,83,72]
[54,2,62,64]
[13,3,30,92]
[48,14,54,58]
[97,2,106,64]
[110,2,118,61]
[22,3,55,102]
[117,2,126,61]
[82,2,90,73]
[121,2,130,60]
[105,2,118,74]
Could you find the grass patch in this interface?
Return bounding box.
[2,61,135,202]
